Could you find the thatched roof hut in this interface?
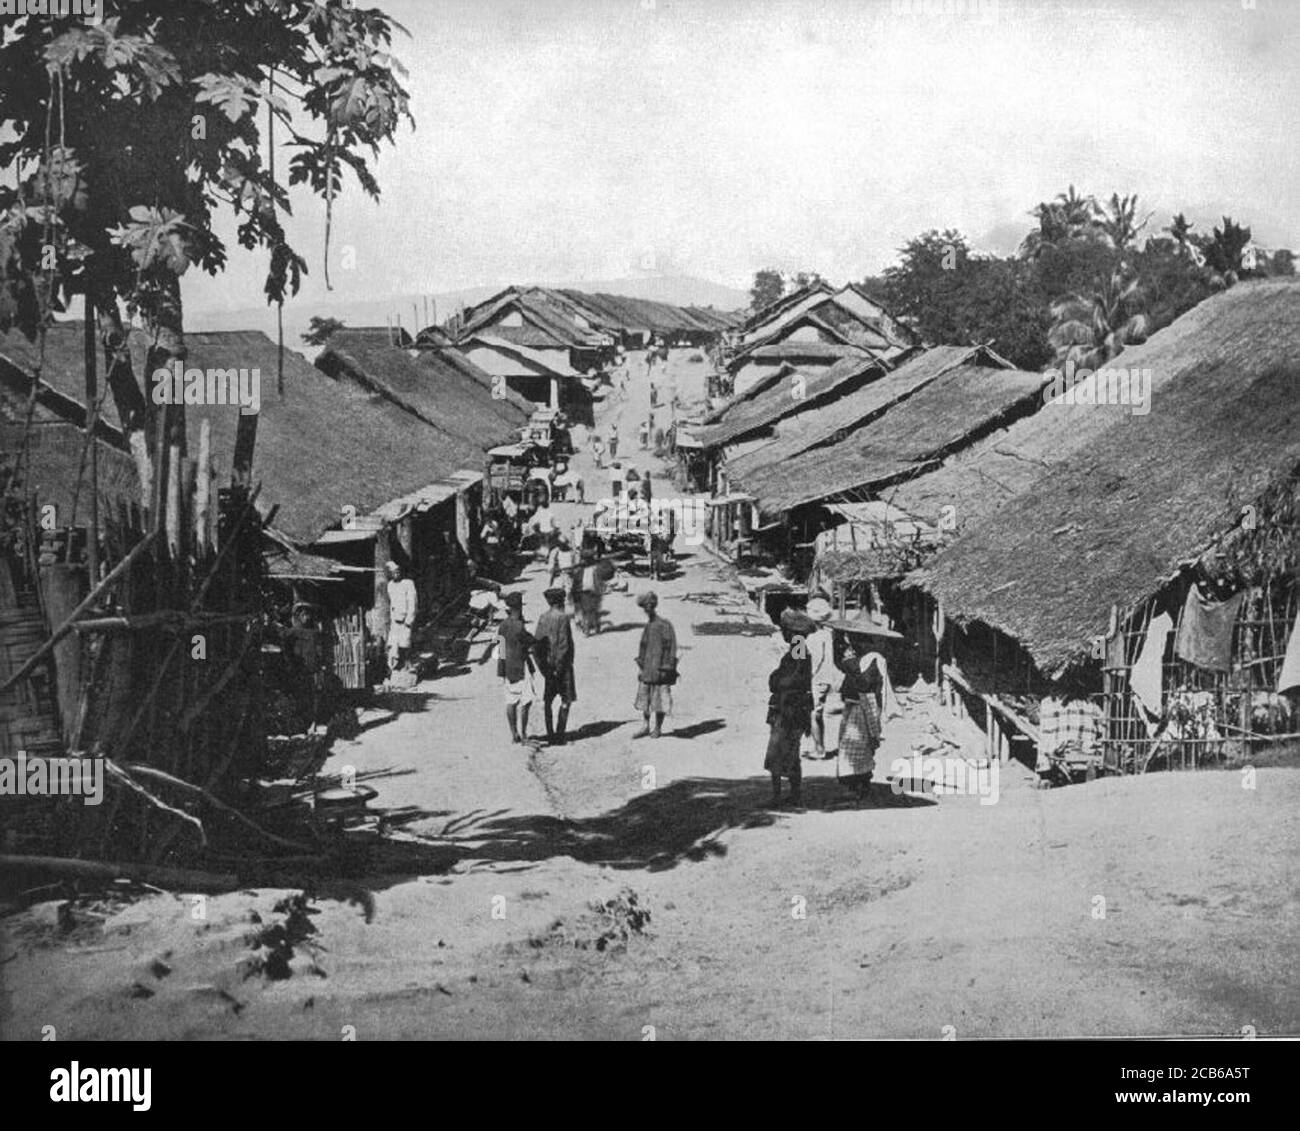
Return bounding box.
[912,278,1300,676]
[725,344,1001,482]
[694,349,898,450]
[890,279,1300,537]
[314,339,530,444]
[733,359,1046,518]
[0,340,140,523]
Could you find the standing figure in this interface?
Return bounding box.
[545,532,569,590]
[479,512,504,578]
[592,433,606,469]
[765,608,816,807]
[607,423,620,462]
[633,591,677,738]
[384,561,417,676]
[495,591,537,744]
[535,587,577,745]
[578,554,605,636]
[638,419,650,449]
[833,626,893,804]
[804,598,835,759]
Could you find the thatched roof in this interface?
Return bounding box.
[314,340,529,451]
[461,334,579,378]
[736,284,916,354]
[458,288,608,350]
[735,363,1047,516]
[726,345,996,481]
[415,345,536,415]
[0,326,143,522]
[738,281,834,334]
[0,324,507,543]
[912,279,1300,675]
[889,278,1300,536]
[695,349,903,449]
[746,340,871,361]
[328,326,412,350]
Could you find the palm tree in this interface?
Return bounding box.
[1202,216,1252,286]
[1098,193,1152,250]
[1165,212,1194,248]
[1047,265,1149,369]
[1055,184,1099,236]
[1019,185,1100,258]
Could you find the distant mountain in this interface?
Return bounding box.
[187,274,749,350]
[558,274,750,310]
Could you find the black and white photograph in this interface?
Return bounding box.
[0,0,1296,1068]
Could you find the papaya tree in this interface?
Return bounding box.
[0,0,413,510]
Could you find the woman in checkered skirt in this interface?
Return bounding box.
[834,630,885,804]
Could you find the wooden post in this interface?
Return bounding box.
[194,419,211,556]
[39,562,89,745]
[370,527,391,642]
[0,530,158,697]
[83,300,99,584]
[165,442,182,557]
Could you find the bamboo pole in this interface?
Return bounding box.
[165,441,182,557]
[0,855,238,892]
[0,530,158,696]
[83,300,100,583]
[121,763,315,854]
[195,418,211,555]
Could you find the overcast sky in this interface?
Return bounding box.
[186,0,1300,315]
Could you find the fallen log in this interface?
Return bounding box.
[0,855,239,893]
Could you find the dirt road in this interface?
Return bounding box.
[3,351,1297,1040]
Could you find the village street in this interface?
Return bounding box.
[4,350,1296,1042]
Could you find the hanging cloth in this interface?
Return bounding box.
[1278,610,1300,694]
[1173,586,1245,672]
[861,652,902,720]
[1130,611,1173,719]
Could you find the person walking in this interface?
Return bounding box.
[535,587,577,745]
[592,433,606,469]
[633,591,677,738]
[545,532,570,590]
[495,591,538,744]
[765,607,816,807]
[384,561,417,676]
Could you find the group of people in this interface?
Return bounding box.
[491,586,679,746]
[763,597,897,808]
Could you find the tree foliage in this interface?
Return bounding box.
[749,268,783,312]
[301,314,345,346]
[0,0,412,472]
[870,185,1288,373]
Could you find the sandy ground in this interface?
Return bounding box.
[2,350,1297,1040]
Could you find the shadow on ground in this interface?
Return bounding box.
[319,775,935,892]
